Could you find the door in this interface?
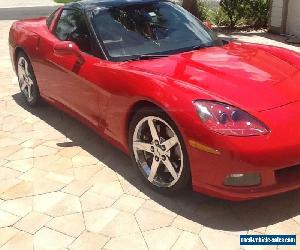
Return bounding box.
[38,8,101,128]
[287,0,300,36]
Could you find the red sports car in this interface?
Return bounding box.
[9,0,300,200]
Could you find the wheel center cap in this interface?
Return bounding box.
[155,147,164,158]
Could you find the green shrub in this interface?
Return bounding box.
[245,0,271,28]
[219,0,246,28]
[197,0,210,21]
[182,0,210,21]
[219,0,270,28]
[208,7,231,26]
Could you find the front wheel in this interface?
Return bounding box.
[129,107,191,194]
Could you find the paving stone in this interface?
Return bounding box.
[21,139,43,148]
[90,180,123,200]
[58,147,81,158]
[4,158,34,172]
[172,215,203,234]
[68,231,109,250]
[6,148,34,161]
[172,231,206,250]
[80,191,116,212]
[105,232,148,250]
[0,178,22,195]
[88,167,119,185]
[73,164,101,181]
[14,211,51,234]
[113,194,145,213]
[0,167,22,180]
[199,227,240,250]
[141,199,178,217]
[62,180,92,196]
[84,208,119,234]
[0,145,21,159]
[265,218,300,235]
[46,213,85,238]
[143,227,182,250]
[72,154,99,167]
[119,179,142,197]
[33,145,58,158]
[33,227,74,250]
[0,196,33,217]
[0,210,20,227]
[48,156,73,171]
[99,211,140,237]
[0,227,20,247]
[0,231,33,250]
[34,192,81,217]
[0,179,65,200]
[33,155,61,170]
[135,208,175,231]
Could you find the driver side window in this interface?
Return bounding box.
[55,9,92,54]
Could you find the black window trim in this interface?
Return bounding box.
[53,7,107,60]
[46,8,60,28]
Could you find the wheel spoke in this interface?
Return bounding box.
[162,158,178,180]
[26,76,33,85]
[148,158,160,182]
[18,66,26,79]
[23,59,30,76]
[133,141,153,154]
[148,118,159,142]
[20,81,27,91]
[161,136,178,152]
[27,84,32,99]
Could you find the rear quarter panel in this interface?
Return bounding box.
[9,18,48,76]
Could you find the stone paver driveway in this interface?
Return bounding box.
[1,20,300,250]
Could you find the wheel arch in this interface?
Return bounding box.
[125,98,188,151]
[126,100,170,138]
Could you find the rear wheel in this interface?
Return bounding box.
[129,107,191,194]
[17,52,40,106]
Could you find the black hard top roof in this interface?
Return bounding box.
[66,0,169,11]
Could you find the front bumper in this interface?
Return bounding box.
[184,101,300,201]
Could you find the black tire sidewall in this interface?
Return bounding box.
[129,107,191,194]
[17,51,40,106]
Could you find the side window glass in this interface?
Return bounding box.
[55,9,92,54]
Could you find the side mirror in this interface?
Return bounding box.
[203,21,212,29]
[53,41,84,64]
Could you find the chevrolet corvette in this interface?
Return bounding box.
[8,0,300,200]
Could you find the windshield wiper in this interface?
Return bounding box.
[189,44,214,51]
[127,54,169,61]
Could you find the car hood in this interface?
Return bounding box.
[128,42,300,111]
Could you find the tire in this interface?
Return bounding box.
[16,51,40,106]
[129,106,191,194]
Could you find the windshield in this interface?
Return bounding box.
[89,1,222,61]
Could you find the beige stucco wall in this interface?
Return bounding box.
[270,0,283,29]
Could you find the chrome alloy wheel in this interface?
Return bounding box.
[133,116,184,188]
[17,56,34,102]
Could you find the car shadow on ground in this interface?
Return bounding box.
[12,92,300,233]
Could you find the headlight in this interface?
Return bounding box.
[194,100,269,136]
